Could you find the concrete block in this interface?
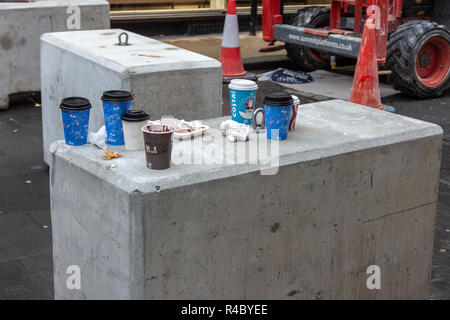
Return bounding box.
[0,0,110,109]
[49,100,442,299]
[41,29,222,164]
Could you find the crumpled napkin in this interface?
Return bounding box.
[87,126,107,149]
[220,120,250,142]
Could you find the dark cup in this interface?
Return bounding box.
[142,126,174,170]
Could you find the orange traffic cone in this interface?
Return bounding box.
[349,12,383,110]
[220,0,246,78]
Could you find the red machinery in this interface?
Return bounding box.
[261,0,450,98]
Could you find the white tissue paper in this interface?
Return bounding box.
[220,120,250,143]
[87,126,107,150]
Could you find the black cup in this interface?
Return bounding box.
[142,126,174,170]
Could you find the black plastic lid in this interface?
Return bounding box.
[59,97,91,111]
[121,110,150,122]
[101,90,133,102]
[263,92,294,107]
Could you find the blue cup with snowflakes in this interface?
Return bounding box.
[102,90,133,145]
[228,79,258,125]
[60,97,92,146]
[263,92,293,141]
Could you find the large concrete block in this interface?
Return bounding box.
[0,0,110,109]
[49,100,442,299]
[41,29,222,164]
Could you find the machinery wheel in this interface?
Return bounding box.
[387,20,450,98]
[285,6,331,72]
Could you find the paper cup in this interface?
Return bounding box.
[263,93,293,141]
[142,125,174,170]
[121,110,150,150]
[60,97,92,146]
[229,79,258,125]
[102,90,133,145]
[289,95,300,131]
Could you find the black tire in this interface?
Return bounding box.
[285,6,331,72]
[386,20,450,98]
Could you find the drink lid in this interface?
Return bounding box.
[291,95,300,106]
[101,90,133,102]
[263,92,294,106]
[121,110,150,122]
[228,79,258,91]
[59,97,91,111]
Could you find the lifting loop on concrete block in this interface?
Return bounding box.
[252,108,265,133]
[118,32,129,46]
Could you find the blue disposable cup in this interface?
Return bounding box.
[228,79,258,125]
[102,90,133,145]
[60,97,92,146]
[263,93,294,141]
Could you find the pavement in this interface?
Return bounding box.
[381,92,450,300]
[1,63,450,299]
[160,32,286,63]
[0,93,53,300]
[280,69,399,100]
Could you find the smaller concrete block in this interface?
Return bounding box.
[49,100,443,299]
[0,0,110,109]
[41,29,223,164]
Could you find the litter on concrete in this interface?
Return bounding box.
[259,68,313,84]
[149,118,209,141]
[104,151,120,160]
[220,119,250,142]
[87,126,107,150]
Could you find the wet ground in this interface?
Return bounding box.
[0,66,449,299]
[0,93,53,299]
[382,93,450,300]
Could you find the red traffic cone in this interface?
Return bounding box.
[349,12,383,110]
[219,0,246,78]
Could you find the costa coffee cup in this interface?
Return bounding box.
[228,79,258,125]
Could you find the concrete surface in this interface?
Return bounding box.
[49,100,442,299]
[41,28,222,164]
[0,0,110,110]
